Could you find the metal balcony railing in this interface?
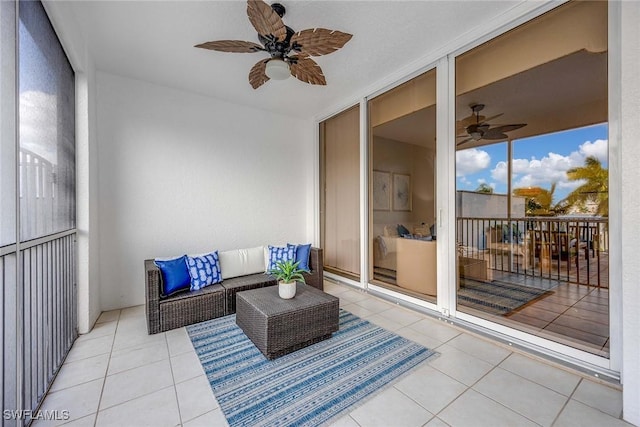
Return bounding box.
[457,217,609,288]
[1,231,77,425]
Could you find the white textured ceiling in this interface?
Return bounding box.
[51,0,523,118]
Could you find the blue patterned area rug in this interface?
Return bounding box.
[458,279,553,316]
[187,309,438,427]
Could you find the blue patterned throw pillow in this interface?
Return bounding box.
[266,245,296,273]
[186,251,222,291]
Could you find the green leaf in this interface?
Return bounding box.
[269,259,307,284]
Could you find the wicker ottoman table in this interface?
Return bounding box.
[235,283,339,359]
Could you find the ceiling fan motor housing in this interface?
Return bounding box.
[258,26,296,60]
[271,3,286,17]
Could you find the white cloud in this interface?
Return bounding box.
[579,139,608,163]
[491,161,508,183]
[456,148,491,177]
[488,139,608,200]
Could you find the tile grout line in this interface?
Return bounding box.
[463,364,549,427]
[549,377,584,426]
[93,310,121,427]
[91,332,178,412]
[496,354,583,398]
[167,330,185,426]
[427,349,566,426]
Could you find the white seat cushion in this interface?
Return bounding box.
[218,246,266,280]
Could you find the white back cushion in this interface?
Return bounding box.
[218,246,266,279]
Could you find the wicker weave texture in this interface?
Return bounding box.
[304,247,324,290]
[221,275,277,315]
[235,283,339,359]
[160,288,225,332]
[145,247,325,334]
[145,260,162,334]
[145,262,226,334]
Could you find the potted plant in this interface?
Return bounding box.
[270,260,306,299]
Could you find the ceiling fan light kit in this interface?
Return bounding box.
[195,0,352,89]
[265,58,290,80]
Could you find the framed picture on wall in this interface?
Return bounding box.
[372,170,391,211]
[393,173,412,211]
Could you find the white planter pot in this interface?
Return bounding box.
[278,281,297,299]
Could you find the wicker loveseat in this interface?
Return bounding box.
[145,246,324,334]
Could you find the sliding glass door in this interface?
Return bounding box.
[368,69,438,302]
[320,105,361,280]
[318,0,614,368]
[454,1,609,357]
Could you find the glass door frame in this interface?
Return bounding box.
[314,0,621,376]
[445,1,619,375]
[362,63,442,313]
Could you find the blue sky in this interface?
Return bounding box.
[456,123,608,203]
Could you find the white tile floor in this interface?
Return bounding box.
[34,280,632,427]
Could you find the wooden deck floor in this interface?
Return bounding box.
[374,252,610,357]
[489,251,609,288]
[489,254,610,357]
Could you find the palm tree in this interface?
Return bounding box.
[560,156,608,216]
[513,183,557,216]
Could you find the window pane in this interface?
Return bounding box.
[368,69,437,302]
[320,106,361,278]
[455,1,609,357]
[0,0,16,247]
[19,0,75,241]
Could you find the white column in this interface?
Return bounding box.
[620,1,640,424]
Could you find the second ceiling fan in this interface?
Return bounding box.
[457,104,526,146]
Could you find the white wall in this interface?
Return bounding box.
[372,136,435,230]
[96,72,314,310]
[620,1,640,424]
[456,191,526,219]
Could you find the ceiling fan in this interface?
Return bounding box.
[195,0,352,89]
[457,104,526,146]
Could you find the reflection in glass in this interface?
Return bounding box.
[368,69,437,302]
[454,1,609,356]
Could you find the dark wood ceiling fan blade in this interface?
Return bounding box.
[291,28,352,56]
[248,59,270,89]
[482,132,509,140]
[195,40,264,53]
[289,56,326,85]
[456,114,485,129]
[247,0,286,41]
[489,123,527,133]
[480,113,504,124]
[456,113,504,134]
